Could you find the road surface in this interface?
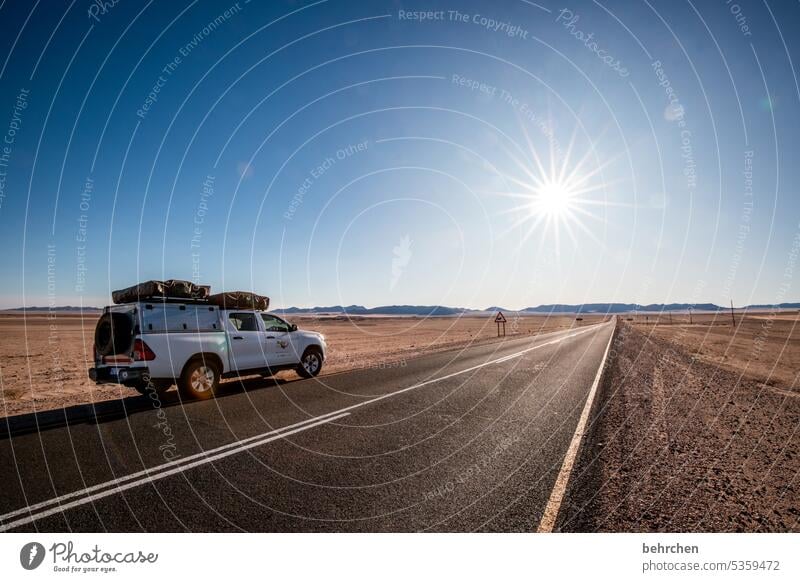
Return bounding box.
[0,321,614,532]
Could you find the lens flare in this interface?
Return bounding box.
[496,118,626,252]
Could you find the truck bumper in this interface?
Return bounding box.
[89,366,151,387]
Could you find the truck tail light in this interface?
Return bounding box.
[132,339,156,361]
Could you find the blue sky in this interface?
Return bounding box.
[0,0,798,309]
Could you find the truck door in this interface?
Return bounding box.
[260,313,295,365]
[226,312,266,371]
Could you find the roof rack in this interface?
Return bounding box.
[139,296,211,305]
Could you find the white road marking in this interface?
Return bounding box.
[0,413,349,532]
[0,407,353,525]
[2,322,603,531]
[537,322,616,532]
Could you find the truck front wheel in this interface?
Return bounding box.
[297,347,323,378]
[179,357,220,400]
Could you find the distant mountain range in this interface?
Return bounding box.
[274,302,800,316]
[4,302,799,316]
[277,304,466,316]
[520,302,728,314]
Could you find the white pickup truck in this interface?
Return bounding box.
[89,300,326,399]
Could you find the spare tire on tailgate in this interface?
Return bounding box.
[94,312,134,356]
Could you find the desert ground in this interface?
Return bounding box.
[563,312,800,532]
[0,311,602,418]
[639,310,800,391]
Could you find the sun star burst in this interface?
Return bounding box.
[496,118,625,252]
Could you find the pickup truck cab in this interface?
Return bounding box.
[89,300,326,400]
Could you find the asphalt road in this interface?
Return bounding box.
[0,321,614,532]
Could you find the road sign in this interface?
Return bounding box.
[495,311,507,337]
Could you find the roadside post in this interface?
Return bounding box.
[495,311,507,337]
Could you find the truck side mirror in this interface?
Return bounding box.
[290,323,298,332]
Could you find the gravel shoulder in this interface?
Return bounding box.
[561,322,800,532]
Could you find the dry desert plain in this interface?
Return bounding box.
[0,311,602,418]
[562,310,800,532]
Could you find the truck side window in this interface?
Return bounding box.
[229,312,259,332]
[260,314,290,333]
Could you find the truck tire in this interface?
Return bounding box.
[179,357,220,400]
[296,347,323,378]
[94,312,134,356]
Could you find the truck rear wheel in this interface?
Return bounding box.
[179,357,220,400]
[297,347,323,378]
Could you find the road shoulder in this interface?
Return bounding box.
[559,323,800,532]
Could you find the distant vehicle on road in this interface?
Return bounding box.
[89,298,326,400]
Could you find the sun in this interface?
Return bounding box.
[496,120,622,249]
[533,180,574,217]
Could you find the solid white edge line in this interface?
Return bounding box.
[537,322,616,533]
[0,412,350,532]
[2,322,603,530]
